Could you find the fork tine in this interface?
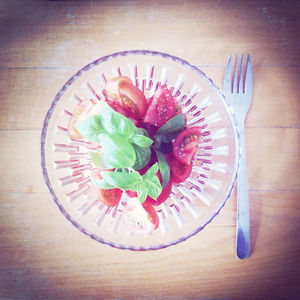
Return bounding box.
[238,54,244,93]
[244,54,253,98]
[223,54,232,93]
[233,54,238,93]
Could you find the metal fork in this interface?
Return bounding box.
[223,54,253,259]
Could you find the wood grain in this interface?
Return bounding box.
[0,0,300,299]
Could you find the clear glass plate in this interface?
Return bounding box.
[41,50,239,250]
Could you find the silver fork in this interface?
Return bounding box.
[223,54,253,259]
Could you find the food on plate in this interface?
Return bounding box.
[122,197,159,234]
[105,76,147,120]
[67,99,104,139]
[144,84,177,128]
[67,76,202,233]
[173,127,201,165]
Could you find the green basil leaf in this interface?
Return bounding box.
[143,162,159,180]
[100,103,136,137]
[156,141,173,154]
[76,115,105,142]
[132,145,151,170]
[155,149,170,189]
[91,177,115,189]
[155,114,185,143]
[100,170,141,190]
[136,128,149,137]
[130,134,153,148]
[89,151,113,169]
[144,176,162,199]
[137,181,148,203]
[98,133,136,168]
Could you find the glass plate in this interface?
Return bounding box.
[41,50,239,250]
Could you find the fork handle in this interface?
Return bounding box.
[236,127,251,259]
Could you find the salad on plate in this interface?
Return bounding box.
[67,76,202,234]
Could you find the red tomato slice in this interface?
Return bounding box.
[144,84,177,128]
[122,198,159,233]
[173,127,201,165]
[105,76,132,100]
[106,98,139,126]
[67,99,104,139]
[142,201,159,229]
[93,186,123,207]
[168,154,193,183]
[105,76,147,120]
[119,82,147,119]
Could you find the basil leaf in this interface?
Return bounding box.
[130,134,153,148]
[155,149,170,189]
[89,151,113,169]
[156,141,173,154]
[100,170,141,190]
[132,145,151,170]
[144,176,162,199]
[155,114,185,143]
[98,133,136,168]
[143,162,159,179]
[137,181,148,203]
[91,177,115,189]
[136,128,149,136]
[76,115,105,142]
[100,103,136,137]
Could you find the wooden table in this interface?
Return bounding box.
[1,1,299,299]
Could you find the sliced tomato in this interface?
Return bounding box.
[93,186,123,207]
[106,98,139,126]
[126,190,137,198]
[105,76,147,120]
[105,76,132,100]
[173,127,201,165]
[142,201,159,229]
[67,99,104,139]
[167,153,192,183]
[122,198,159,233]
[119,82,147,119]
[144,84,177,128]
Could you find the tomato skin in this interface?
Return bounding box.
[105,76,147,120]
[173,127,201,165]
[144,85,177,128]
[119,82,147,119]
[67,99,104,139]
[142,201,159,229]
[95,187,123,207]
[105,76,132,100]
[126,190,137,198]
[106,98,139,126]
[168,154,192,183]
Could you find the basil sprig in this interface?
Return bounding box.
[152,113,185,188]
[92,163,162,203]
[76,103,160,203]
[77,103,153,170]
